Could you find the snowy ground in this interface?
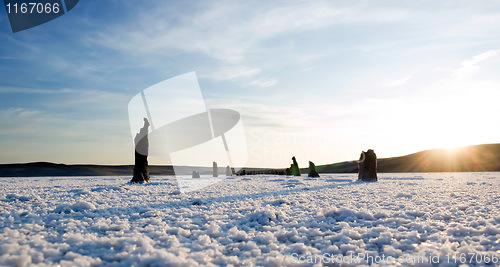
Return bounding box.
[1,173,499,266]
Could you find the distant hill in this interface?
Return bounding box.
[316,143,500,173]
[0,162,174,177]
[1,144,499,177]
[0,163,275,177]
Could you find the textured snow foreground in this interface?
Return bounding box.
[1,173,499,267]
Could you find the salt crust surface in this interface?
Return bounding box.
[0,173,499,266]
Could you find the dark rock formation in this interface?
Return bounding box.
[308,161,320,177]
[234,168,286,176]
[289,156,300,176]
[358,149,377,181]
[213,162,218,177]
[192,170,200,178]
[226,165,232,176]
[131,118,150,183]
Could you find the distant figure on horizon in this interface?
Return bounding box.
[358,149,377,181]
[131,118,150,183]
[287,156,301,176]
[213,161,218,177]
[308,161,320,177]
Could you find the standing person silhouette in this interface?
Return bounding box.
[131,118,150,183]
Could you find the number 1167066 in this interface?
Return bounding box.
[6,2,61,14]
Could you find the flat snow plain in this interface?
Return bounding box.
[1,173,499,266]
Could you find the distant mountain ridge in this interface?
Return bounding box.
[316,143,500,173]
[1,144,499,177]
[0,162,173,177]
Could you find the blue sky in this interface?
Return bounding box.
[1,0,499,168]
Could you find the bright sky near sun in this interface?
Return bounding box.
[1,1,499,168]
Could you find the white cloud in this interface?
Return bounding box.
[453,50,499,79]
[468,50,499,64]
[89,2,409,81]
[0,86,76,94]
[250,79,277,88]
[200,66,261,81]
[383,76,412,87]
[296,67,317,73]
[0,105,132,164]
[0,107,42,118]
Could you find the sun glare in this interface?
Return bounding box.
[442,145,461,153]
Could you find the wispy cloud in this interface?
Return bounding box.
[2,1,500,166]
[383,76,412,87]
[250,79,277,88]
[0,105,132,164]
[0,107,43,118]
[88,1,409,81]
[0,86,77,94]
[200,66,261,81]
[453,50,499,79]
